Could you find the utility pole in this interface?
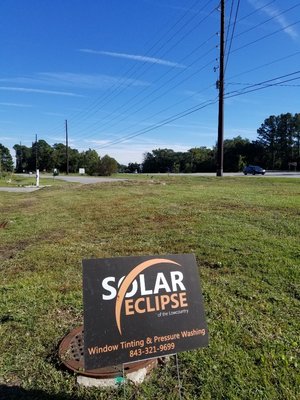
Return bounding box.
[216,0,225,177]
[65,119,69,175]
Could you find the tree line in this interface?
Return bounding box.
[0,113,299,175]
[12,141,118,176]
[141,112,300,173]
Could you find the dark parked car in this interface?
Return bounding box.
[243,165,266,175]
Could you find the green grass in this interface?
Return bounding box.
[0,176,299,399]
[0,173,76,188]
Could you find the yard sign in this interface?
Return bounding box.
[82,254,208,370]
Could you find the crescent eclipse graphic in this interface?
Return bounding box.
[115,258,181,335]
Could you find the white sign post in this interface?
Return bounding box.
[36,169,40,187]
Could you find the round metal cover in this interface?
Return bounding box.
[59,326,157,378]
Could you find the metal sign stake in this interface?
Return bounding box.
[122,363,126,399]
[175,353,182,400]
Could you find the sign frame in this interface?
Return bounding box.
[82,254,208,370]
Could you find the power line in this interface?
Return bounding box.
[224,0,240,73]
[70,5,219,138]
[42,70,300,157]
[235,0,276,24]
[91,70,300,151]
[46,0,213,134]
[232,19,300,54]
[225,75,300,98]
[227,50,300,81]
[225,0,235,55]
[70,45,300,149]
[92,98,219,150]
[226,70,300,98]
[53,0,275,138]
[46,0,289,143]
[71,3,300,142]
[38,1,300,160]
[72,46,217,140]
[234,2,300,40]
[67,0,218,128]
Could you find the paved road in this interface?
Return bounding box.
[158,172,300,178]
[52,172,300,180]
[53,175,127,184]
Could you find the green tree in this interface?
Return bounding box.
[188,147,216,172]
[51,143,67,172]
[142,147,216,173]
[68,148,80,173]
[142,152,156,173]
[222,136,252,172]
[98,155,118,176]
[142,149,177,173]
[257,113,299,169]
[126,163,141,173]
[79,149,100,175]
[13,144,31,172]
[257,115,278,169]
[32,140,53,171]
[0,144,14,173]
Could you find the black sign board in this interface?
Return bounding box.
[82,254,208,370]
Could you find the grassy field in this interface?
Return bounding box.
[0,175,299,399]
[0,173,76,188]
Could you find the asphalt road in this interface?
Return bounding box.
[53,175,127,184]
[156,172,300,178]
[53,172,300,180]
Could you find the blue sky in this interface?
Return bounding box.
[1,0,299,165]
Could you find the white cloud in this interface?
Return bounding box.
[0,102,33,108]
[247,0,298,39]
[79,49,186,68]
[0,86,83,97]
[0,73,149,89]
[39,72,149,88]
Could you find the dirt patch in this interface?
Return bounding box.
[0,239,31,262]
[0,230,67,262]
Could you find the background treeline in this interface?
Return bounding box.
[141,112,300,173]
[0,112,299,174]
[12,142,118,176]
